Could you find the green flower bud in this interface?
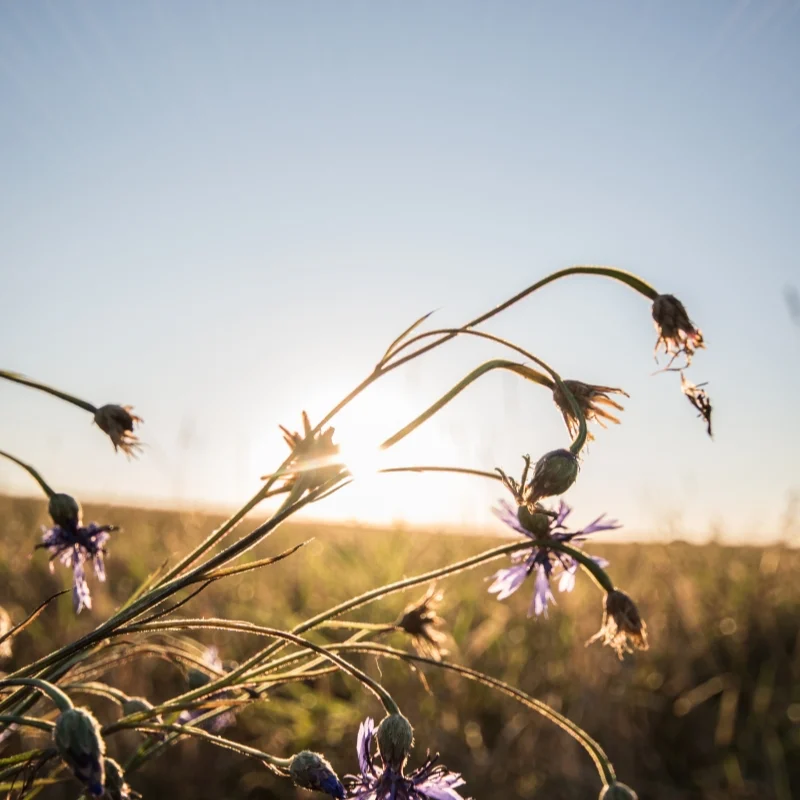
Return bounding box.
[599,782,638,799]
[103,757,132,800]
[53,707,106,797]
[289,751,345,798]
[376,713,414,770]
[516,505,552,537]
[528,448,579,501]
[48,493,82,529]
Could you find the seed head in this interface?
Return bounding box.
[652,294,705,367]
[289,751,345,798]
[93,404,143,457]
[396,584,449,661]
[48,493,82,530]
[599,782,639,799]
[53,707,106,796]
[376,713,414,771]
[277,411,343,494]
[553,380,629,441]
[103,758,132,800]
[588,590,649,660]
[527,449,579,502]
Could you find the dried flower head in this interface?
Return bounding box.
[588,590,649,659]
[93,404,143,457]
[553,380,629,440]
[345,716,468,799]
[652,294,705,367]
[490,497,618,617]
[396,585,449,661]
[38,519,118,614]
[278,411,343,494]
[53,707,106,796]
[290,751,345,798]
[680,373,713,438]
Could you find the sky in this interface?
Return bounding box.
[1,1,799,544]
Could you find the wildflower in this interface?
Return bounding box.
[652,293,705,367]
[395,585,449,661]
[103,757,132,800]
[38,515,117,614]
[278,410,344,494]
[53,707,106,796]
[345,716,468,799]
[178,646,237,732]
[552,380,629,440]
[290,751,346,799]
[490,497,618,618]
[587,590,649,659]
[527,449,579,502]
[599,782,639,799]
[680,373,713,438]
[93,404,143,457]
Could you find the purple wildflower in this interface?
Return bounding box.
[489,498,619,617]
[345,717,469,799]
[38,522,117,613]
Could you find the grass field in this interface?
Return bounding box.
[1,493,799,800]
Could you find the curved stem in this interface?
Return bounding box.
[0,714,55,733]
[0,370,97,414]
[0,450,56,499]
[378,465,503,483]
[330,642,616,786]
[0,679,72,712]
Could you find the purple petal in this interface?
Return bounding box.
[357,717,375,776]
[418,782,467,800]
[592,555,610,569]
[528,567,555,617]
[491,499,529,535]
[554,500,572,527]
[487,565,528,601]
[558,564,577,593]
[579,514,622,535]
[93,553,106,582]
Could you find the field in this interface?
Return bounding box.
[1,493,799,800]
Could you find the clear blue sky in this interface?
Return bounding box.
[1,1,798,543]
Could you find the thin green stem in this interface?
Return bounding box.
[0,450,56,499]
[0,370,97,414]
[0,715,55,733]
[378,465,503,483]
[0,679,72,712]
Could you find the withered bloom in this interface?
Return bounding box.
[652,294,705,367]
[587,590,649,660]
[395,585,448,661]
[93,405,143,457]
[680,373,713,438]
[552,380,629,440]
[278,411,344,493]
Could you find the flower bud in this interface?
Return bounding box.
[48,493,82,530]
[516,504,552,537]
[376,713,414,770]
[187,668,213,691]
[289,751,345,799]
[103,757,132,800]
[527,449,579,501]
[53,707,106,797]
[599,782,639,799]
[94,404,142,456]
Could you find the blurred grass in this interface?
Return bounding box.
[1,493,799,800]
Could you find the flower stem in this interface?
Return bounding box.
[0,679,73,713]
[0,370,97,414]
[0,450,56,499]
[0,714,55,733]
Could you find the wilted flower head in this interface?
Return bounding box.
[652,294,705,367]
[93,404,143,457]
[553,380,629,440]
[345,716,468,799]
[179,646,237,733]
[277,411,343,494]
[53,707,106,797]
[599,782,639,799]
[680,373,713,438]
[490,497,618,618]
[38,516,117,614]
[290,751,345,798]
[103,757,132,800]
[396,585,448,661]
[588,590,649,659]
